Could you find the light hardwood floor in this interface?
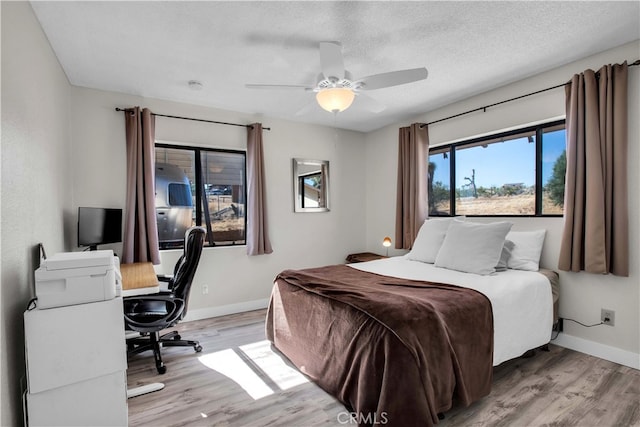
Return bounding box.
[127,309,640,427]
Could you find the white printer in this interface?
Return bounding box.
[34,250,121,309]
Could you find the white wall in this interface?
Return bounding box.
[1,2,73,425]
[70,87,368,318]
[365,41,640,367]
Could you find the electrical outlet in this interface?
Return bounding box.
[601,308,615,326]
[202,285,209,295]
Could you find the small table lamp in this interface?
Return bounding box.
[382,236,392,257]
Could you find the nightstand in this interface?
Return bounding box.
[345,252,388,263]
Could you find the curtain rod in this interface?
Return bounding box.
[115,108,271,131]
[421,59,640,128]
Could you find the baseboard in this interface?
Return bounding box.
[182,298,270,322]
[553,333,639,370]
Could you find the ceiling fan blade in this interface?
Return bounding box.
[295,100,320,116]
[355,93,386,113]
[245,84,312,91]
[319,42,345,80]
[355,67,428,90]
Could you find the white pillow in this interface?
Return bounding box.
[407,217,461,264]
[495,240,515,272]
[434,221,513,275]
[506,230,546,271]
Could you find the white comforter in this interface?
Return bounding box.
[350,256,554,366]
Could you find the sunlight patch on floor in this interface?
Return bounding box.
[239,340,309,391]
[198,340,309,401]
[198,349,274,399]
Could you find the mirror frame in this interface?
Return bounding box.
[292,158,330,213]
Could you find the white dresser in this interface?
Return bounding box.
[23,297,128,426]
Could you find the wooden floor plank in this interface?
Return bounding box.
[127,309,640,427]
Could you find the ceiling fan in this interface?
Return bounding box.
[246,42,428,114]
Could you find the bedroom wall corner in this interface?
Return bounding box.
[363,124,405,257]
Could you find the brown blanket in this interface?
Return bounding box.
[266,264,493,426]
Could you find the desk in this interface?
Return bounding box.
[119,262,165,398]
[121,262,159,296]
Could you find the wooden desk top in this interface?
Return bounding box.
[120,262,159,291]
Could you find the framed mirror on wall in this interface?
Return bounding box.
[293,158,330,212]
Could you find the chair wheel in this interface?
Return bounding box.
[156,364,167,375]
[195,345,203,353]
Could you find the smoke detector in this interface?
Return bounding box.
[188,80,203,91]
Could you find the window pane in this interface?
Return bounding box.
[455,134,536,215]
[155,148,196,249]
[428,150,451,215]
[201,151,246,246]
[168,183,193,206]
[541,127,566,215]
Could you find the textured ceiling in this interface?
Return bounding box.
[30,1,640,132]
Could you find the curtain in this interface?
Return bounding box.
[558,62,628,276]
[395,123,429,249]
[246,123,273,255]
[122,107,161,264]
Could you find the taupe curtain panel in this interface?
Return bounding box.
[395,123,429,249]
[559,62,629,277]
[246,123,273,255]
[122,107,161,264]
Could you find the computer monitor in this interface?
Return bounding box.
[77,207,123,251]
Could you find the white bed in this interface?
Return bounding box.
[267,219,557,425]
[350,255,555,366]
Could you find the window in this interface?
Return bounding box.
[168,183,192,206]
[540,125,566,215]
[428,120,565,216]
[156,144,246,249]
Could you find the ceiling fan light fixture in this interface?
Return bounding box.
[316,87,355,113]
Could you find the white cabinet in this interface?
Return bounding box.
[24,297,128,426]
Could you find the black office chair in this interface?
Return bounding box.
[123,226,206,374]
